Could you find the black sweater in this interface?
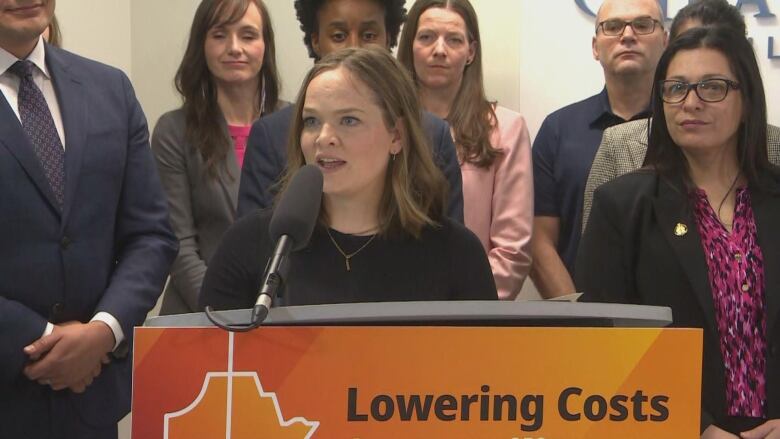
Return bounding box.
[200,209,498,309]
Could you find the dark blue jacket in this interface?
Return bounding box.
[0,44,177,435]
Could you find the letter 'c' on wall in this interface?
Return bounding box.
[736,0,776,17]
[574,0,597,17]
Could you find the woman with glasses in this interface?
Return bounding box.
[397,0,533,300]
[152,0,284,314]
[577,26,780,438]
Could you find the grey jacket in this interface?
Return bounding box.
[152,109,240,314]
[582,119,780,231]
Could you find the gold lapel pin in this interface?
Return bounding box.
[674,223,688,237]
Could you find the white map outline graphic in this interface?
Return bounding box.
[163,332,320,439]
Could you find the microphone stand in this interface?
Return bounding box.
[205,235,292,332]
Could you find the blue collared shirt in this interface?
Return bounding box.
[532,88,651,277]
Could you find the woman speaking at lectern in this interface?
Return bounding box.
[200,47,497,308]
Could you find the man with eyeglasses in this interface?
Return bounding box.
[530,0,667,298]
[582,0,780,232]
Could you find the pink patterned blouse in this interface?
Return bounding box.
[228,124,251,168]
[691,187,767,418]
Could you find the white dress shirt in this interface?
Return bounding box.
[0,38,124,350]
[0,36,65,147]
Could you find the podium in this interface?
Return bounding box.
[145,300,673,328]
[133,301,702,439]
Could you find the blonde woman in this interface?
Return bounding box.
[201,48,497,308]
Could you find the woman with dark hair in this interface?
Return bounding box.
[152,0,283,314]
[577,26,780,438]
[201,47,497,309]
[397,0,533,300]
[580,0,780,233]
[669,0,746,39]
[293,0,407,60]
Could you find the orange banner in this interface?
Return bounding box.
[132,327,702,438]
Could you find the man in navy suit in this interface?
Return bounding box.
[237,0,464,221]
[0,1,177,437]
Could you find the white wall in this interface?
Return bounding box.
[129,0,198,127]
[55,0,132,75]
[57,0,779,136]
[266,0,315,104]
[265,0,779,140]
[486,0,779,138]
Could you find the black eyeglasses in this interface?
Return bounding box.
[659,79,740,104]
[597,17,662,36]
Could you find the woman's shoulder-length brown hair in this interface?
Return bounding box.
[280,47,449,239]
[46,15,62,47]
[397,0,500,169]
[176,0,281,178]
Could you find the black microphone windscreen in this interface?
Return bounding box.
[268,164,323,251]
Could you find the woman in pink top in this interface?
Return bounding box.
[397,0,533,299]
[151,0,284,314]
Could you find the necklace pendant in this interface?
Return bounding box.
[345,257,351,272]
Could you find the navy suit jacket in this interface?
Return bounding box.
[236,105,464,222]
[0,44,177,434]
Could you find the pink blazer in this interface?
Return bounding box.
[460,106,533,300]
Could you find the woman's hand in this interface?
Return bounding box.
[741,420,780,439]
[702,425,739,439]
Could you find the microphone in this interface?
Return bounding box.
[252,164,323,323]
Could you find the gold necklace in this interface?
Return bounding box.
[325,228,377,271]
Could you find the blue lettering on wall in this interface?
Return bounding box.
[770,37,780,59]
[574,0,595,17]
[659,0,669,20]
[736,0,776,18]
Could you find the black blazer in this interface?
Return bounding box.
[576,169,780,433]
[235,105,464,222]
